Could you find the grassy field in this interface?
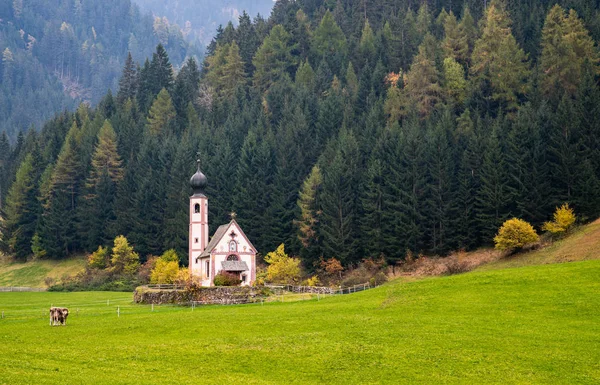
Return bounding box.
[1,260,599,384]
[0,256,86,288]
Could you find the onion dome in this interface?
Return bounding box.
[190,156,207,196]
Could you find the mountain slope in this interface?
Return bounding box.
[0,0,199,141]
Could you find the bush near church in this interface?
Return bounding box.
[494,218,540,251]
[212,271,242,286]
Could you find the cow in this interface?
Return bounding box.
[49,307,69,326]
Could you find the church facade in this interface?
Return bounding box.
[188,158,256,286]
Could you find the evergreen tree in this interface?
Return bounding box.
[475,124,512,243]
[117,52,137,105]
[79,120,123,250]
[319,129,361,264]
[1,153,40,260]
[296,165,323,267]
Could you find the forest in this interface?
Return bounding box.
[1,0,600,271]
[0,0,199,141]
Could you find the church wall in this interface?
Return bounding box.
[211,222,256,286]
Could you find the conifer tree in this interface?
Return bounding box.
[358,19,376,68]
[147,88,176,136]
[150,44,174,94]
[295,60,315,91]
[442,11,469,66]
[117,52,137,105]
[40,121,85,257]
[233,122,276,254]
[252,25,297,93]
[404,34,442,118]
[540,6,598,98]
[79,120,123,250]
[1,153,40,260]
[296,165,323,267]
[172,57,200,130]
[470,0,530,114]
[319,129,361,264]
[311,11,346,73]
[475,125,512,243]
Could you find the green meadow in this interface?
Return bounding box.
[1,260,599,384]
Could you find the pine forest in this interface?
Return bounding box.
[2,0,600,271]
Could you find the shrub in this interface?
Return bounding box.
[160,249,179,263]
[264,244,302,284]
[320,257,343,280]
[543,203,576,235]
[150,259,179,284]
[88,246,109,269]
[213,271,241,286]
[304,275,320,287]
[494,218,539,251]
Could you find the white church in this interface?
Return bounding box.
[188,157,256,286]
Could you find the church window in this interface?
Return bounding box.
[241,274,247,283]
[229,240,237,252]
[194,203,200,213]
[194,238,198,244]
[226,254,239,261]
[205,261,210,277]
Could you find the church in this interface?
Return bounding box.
[188,157,256,286]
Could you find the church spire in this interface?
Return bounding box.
[190,152,207,196]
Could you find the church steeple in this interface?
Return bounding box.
[189,153,209,278]
[190,152,207,196]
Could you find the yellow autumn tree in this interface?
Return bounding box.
[494,218,539,250]
[110,235,140,274]
[264,244,301,284]
[542,203,576,235]
[150,249,180,284]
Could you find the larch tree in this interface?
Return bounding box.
[404,34,442,118]
[147,88,176,136]
[470,0,530,114]
[252,25,297,94]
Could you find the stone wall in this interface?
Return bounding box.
[133,285,270,305]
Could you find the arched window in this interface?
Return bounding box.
[229,240,237,252]
[194,203,200,213]
[226,254,239,261]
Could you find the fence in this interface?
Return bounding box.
[265,282,372,295]
[0,286,46,292]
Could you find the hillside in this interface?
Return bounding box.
[0,255,85,288]
[2,0,600,270]
[135,0,274,46]
[0,260,598,383]
[0,0,199,141]
[479,219,600,271]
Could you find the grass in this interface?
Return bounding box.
[0,256,86,288]
[1,260,599,384]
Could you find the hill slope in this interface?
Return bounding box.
[479,219,600,271]
[0,260,599,384]
[0,256,85,288]
[0,0,199,140]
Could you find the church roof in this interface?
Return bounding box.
[221,260,249,272]
[199,219,256,258]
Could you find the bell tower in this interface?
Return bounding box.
[189,153,208,277]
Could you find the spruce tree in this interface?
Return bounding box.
[117,52,137,105]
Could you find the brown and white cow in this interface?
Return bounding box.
[49,307,69,326]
